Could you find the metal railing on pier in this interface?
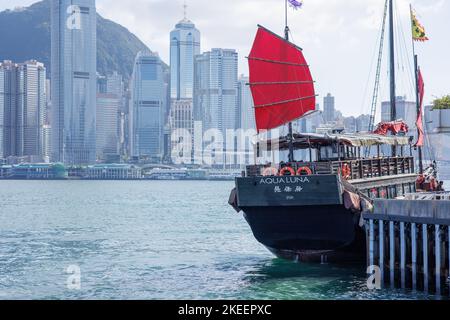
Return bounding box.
[363,195,450,294]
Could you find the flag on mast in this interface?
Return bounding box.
[288,0,303,10]
[415,69,425,147]
[411,10,429,42]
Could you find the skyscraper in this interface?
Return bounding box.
[381,96,416,128]
[106,71,124,98]
[169,8,200,164]
[105,71,125,158]
[323,93,335,123]
[96,73,107,94]
[194,49,238,135]
[237,75,255,131]
[356,114,371,132]
[129,51,165,162]
[0,60,46,161]
[96,93,120,160]
[170,11,200,100]
[51,0,97,165]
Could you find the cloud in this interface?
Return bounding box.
[1,0,448,117]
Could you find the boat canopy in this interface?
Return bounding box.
[256,132,413,151]
[374,120,409,135]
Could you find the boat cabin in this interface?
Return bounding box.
[246,132,415,181]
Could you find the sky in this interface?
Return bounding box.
[1,0,449,117]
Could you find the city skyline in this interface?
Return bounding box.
[0,0,448,166]
[1,0,448,118]
[3,0,446,118]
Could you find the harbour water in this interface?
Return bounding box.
[0,180,448,300]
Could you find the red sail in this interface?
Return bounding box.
[248,26,316,132]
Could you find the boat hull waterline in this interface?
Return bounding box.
[233,174,413,264]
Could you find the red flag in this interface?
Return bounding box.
[415,69,425,147]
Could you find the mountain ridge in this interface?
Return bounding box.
[0,0,161,79]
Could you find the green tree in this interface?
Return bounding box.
[432,95,450,110]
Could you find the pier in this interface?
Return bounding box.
[363,193,450,294]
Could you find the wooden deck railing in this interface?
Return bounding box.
[246,156,415,179]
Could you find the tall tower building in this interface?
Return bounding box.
[129,51,165,162]
[0,70,3,159]
[106,71,124,98]
[169,5,200,163]
[170,5,200,100]
[96,93,120,160]
[106,71,125,158]
[237,75,255,131]
[51,0,97,165]
[381,96,416,128]
[0,60,46,161]
[323,93,335,123]
[194,49,238,135]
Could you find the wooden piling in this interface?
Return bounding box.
[400,222,406,288]
[369,220,375,267]
[411,223,417,290]
[422,224,429,292]
[379,220,385,283]
[435,225,441,294]
[390,221,395,287]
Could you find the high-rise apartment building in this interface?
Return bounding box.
[323,93,336,123]
[0,60,46,161]
[237,75,255,131]
[96,93,120,160]
[194,49,238,135]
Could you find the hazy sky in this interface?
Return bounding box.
[1,0,449,117]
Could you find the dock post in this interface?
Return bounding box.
[400,222,406,289]
[435,225,441,295]
[369,220,375,268]
[411,223,417,290]
[390,221,395,287]
[423,224,429,292]
[379,220,385,284]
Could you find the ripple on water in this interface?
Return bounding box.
[0,180,448,300]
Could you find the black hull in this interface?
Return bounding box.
[233,174,417,264]
[243,205,366,264]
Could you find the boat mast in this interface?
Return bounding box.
[388,0,397,156]
[285,0,295,163]
[410,5,424,174]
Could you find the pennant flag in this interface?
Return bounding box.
[411,10,429,42]
[415,69,425,147]
[288,0,303,10]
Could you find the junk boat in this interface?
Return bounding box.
[229,0,443,263]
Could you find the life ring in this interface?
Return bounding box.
[341,164,351,180]
[262,167,278,177]
[279,166,296,176]
[297,166,313,176]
